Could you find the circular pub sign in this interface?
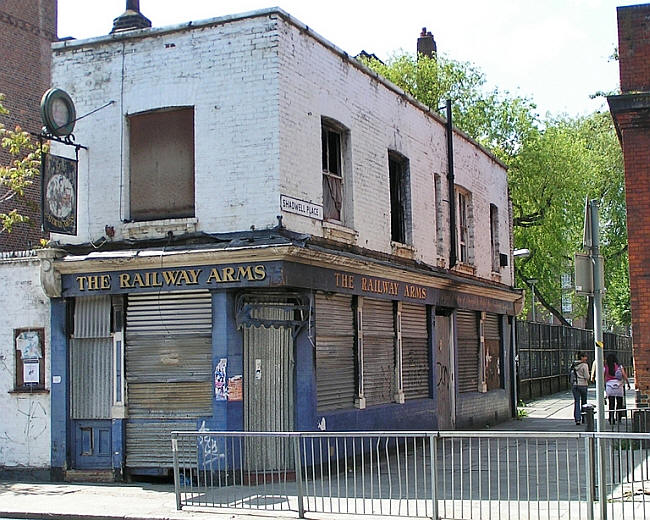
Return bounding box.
[40,88,76,137]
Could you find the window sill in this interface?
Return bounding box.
[391,241,415,260]
[123,217,198,240]
[9,387,49,394]
[490,271,502,282]
[452,262,476,275]
[322,221,358,245]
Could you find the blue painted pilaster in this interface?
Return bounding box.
[207,291,243,432]
[294,292,316,431]
[50,298,69,480]
[428,305,438,428]
[111,419,125,478]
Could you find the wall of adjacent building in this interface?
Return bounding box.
[610,3,650,406]
[0,0,57,251]
[0,254,51,473]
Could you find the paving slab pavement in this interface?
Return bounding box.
[0,382,640,520]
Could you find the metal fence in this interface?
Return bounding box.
[172,430,650,519]
[517,321,633,401]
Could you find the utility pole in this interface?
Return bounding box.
[589,200,607,520]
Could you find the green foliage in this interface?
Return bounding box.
[0,93,44,234]
[516,400,529,419]
[363,52,629,327]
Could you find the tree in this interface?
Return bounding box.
[362,53,629,328]
[0,93,43,234]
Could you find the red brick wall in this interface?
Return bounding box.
[613,3,650,405]
[618,4,650,93]
[0,0,57,251]
[618,113,650,404]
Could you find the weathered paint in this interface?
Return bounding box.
[0,258,51,472]
[50,298,68,479]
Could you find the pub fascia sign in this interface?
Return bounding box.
[71,263,267,293]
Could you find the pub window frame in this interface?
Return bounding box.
[321,118,348,223]
[388,151,411,245]
[490,203,500,272]
[456,188,474,265]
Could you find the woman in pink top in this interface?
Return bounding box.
[604,353,630,424]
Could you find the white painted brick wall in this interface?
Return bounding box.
[49,10,511,286]
[0,257,50,468]
[277,20,512,285]
[50,15,282,243]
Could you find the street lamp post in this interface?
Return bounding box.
[527,278,538,322]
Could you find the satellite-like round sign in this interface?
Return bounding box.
[40,88,76,137]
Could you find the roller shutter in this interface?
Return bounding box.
[401,303,430,399]
[457,309,479,393]
[484,313,502,390]
[125,290,212,469]
[315,293,356,411]
[362,298,395,406]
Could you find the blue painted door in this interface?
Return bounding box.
[73,420,112,469]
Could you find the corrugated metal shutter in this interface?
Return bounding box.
[243,299,294,471]
[484,313,500,340]
[401,303,429,399]
[70,338,113,419]
[457,309,479,393]
[125,290,212,469]
[484,313,501,390]
[362,298,395,406]
[315,293,356,411]
[74,295,111,338]
[71,296,112,420]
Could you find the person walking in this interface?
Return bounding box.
[570,351,590,425]
[604,353,630,424]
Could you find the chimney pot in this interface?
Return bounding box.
[417,27,437,59]
[111,0,152,34]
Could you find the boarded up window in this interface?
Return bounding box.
[315,293,356,411]
[484,313,502,390]
[456,310,479,393]
[129,108,195,221]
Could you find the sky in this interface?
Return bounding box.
[57,0,624,118]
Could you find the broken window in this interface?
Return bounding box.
[389,152,410,244]
[490,203,500,271]
[456,189,473,264]
[129,107,195,221]
[322,121,345,222]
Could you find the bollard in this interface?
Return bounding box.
[582,404,595,432]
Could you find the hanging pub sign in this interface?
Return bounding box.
[42,153,77,235]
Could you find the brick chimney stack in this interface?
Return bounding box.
[617,5,650,93]
[111,0,152,34]
[417,27,437,59]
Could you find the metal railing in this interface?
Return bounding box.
[172,430,650,519]
[516,320,633,401]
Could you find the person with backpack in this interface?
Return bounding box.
[570,351,590,425]
[604,353,630,424]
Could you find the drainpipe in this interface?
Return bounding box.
[446,99,457,268]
